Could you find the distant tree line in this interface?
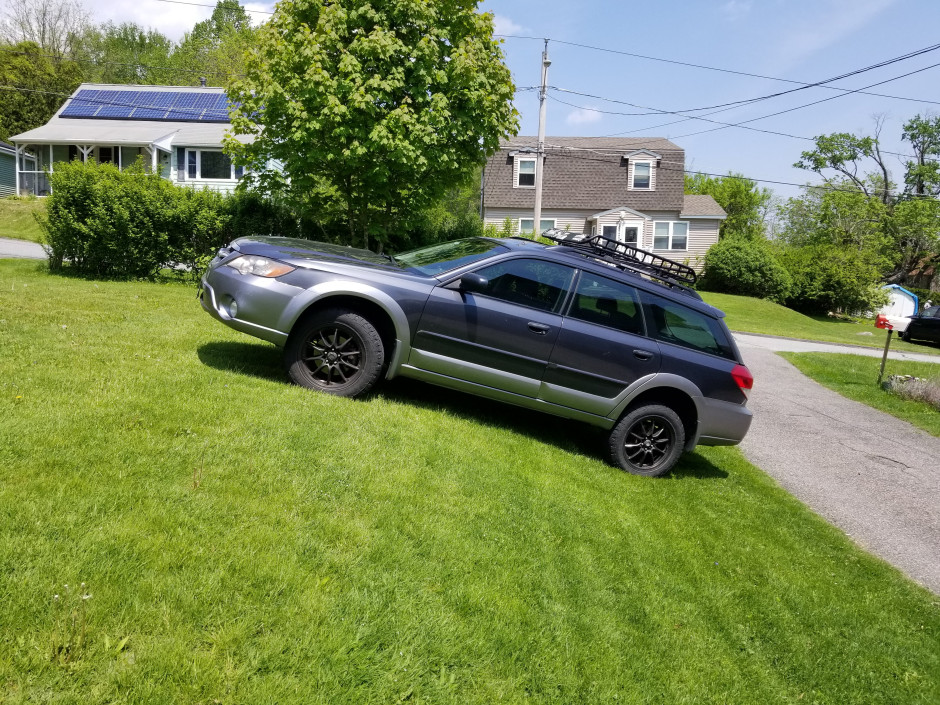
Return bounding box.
[0,0,256,141]
[689,115,940,313]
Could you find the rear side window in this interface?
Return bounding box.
[474,258,575,313]
[642,291,735,360]
[567,271,644,336]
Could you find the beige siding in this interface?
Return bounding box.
[643,211,719,271]
[483,207,595,234]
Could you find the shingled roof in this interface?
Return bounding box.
[485,136,686,212]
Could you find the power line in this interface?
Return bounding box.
[495,34,940,107]
[152,0,273,13]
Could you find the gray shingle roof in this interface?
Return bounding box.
[681,194,727,218]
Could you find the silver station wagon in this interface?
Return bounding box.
[201,232,753,477]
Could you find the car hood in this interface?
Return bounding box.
[232,236,399,271]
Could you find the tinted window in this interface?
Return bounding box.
[568,272,644,335]
[395,238,508,276]
[642,292,735,360]
[474,258,575,313]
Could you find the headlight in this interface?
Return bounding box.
[224,255,295,278]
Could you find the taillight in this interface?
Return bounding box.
[731,364,753,399]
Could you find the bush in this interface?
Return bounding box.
[699,236,791,302]
[39,160,309,279]
[778,244,889,314]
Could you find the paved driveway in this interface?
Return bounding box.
[0,238,46,259]
[733,334,940,594]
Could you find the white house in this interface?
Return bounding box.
[483,137,726,269]
[8,83,251,196]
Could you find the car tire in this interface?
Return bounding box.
[285,308,385,398]
[608,404,685,477]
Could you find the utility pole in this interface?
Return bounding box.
[533,39,550,238]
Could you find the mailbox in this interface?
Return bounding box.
[875,314,893,330]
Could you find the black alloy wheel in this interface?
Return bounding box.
[608,404,685,477]
[285,308,385,397]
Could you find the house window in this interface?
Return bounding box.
[185,149,239,180]
[519,218,555,235]
[653,222,689,250]
[601,225,618,240]
[631,161,652,189]
[516,158,536,187]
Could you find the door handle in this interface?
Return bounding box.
[633,349,654,360]
[528,322,550,335]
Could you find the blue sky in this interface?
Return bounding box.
[95,0,940,201]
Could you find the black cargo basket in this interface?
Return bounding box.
[541,229,698,288]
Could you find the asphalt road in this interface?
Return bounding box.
[0,238,46,259]
[733,333,940,594]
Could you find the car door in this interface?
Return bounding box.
[911,307,940,342]
[409,258,577,397]
[540,271,661,416]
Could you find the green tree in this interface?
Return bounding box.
[226,0,518,252]
[171,0,256,85]
[76,22,174,85]
[901,114,940,197]
[0,40,82,141]
[684,172,772,240]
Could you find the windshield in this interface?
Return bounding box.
[394,238,509,276]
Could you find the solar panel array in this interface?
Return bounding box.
[61,89,232,122]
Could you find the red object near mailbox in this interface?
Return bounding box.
[875,314,893,330]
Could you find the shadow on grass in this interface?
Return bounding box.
[197,340,729,481]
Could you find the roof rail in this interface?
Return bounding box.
[541,229,698,288]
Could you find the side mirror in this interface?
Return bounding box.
[459,272,489,293]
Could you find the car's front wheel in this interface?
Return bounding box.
[285,308,385,397]
[608,404,685,477]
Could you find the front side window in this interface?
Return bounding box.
[653,222,689,250]
[517,158,536,187]
[642,292,735,359]
[632,161,651,189]
[185,149,238,180]
[519,218,555,234]
[568,272,644,335]
[473,258,575,313]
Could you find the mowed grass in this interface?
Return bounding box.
[781,352,940,437]
[0,197,45,243]
[701,291,939,355]
[0,260,938,704]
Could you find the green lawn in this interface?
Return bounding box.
[781,352,940,436]
[1,260,938,704]
[0,197,45,243]
[701,291,939,355]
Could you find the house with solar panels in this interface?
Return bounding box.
[8,83,250,196]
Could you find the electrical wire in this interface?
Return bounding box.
[153,0,273,13]
[495,34,940,107]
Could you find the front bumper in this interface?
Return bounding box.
[200,265,300,346]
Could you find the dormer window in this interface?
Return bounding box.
[631,161,652,189]
[513,157,534,188]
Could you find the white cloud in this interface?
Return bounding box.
[83,0,275,42]
[491,14,526,36]
[720,0,752,20]
[566,107,602,125]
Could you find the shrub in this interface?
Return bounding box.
[882,375,940,410]
[778,244,888,314]
[39,160,310,279]
[699,236,791,302]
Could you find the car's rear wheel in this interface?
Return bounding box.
[608,404,685,477]
[285,308,385,397]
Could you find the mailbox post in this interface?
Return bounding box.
[874,314,893,384]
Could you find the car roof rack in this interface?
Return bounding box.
[541,229,698,290]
